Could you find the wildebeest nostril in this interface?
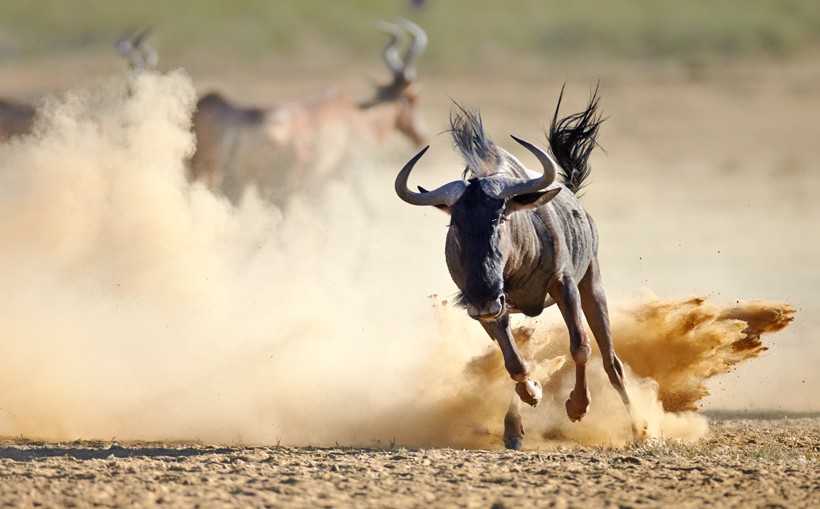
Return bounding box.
[487,295,504,316]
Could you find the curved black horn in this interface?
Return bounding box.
[395,146,468,207]
[496,135,558,199]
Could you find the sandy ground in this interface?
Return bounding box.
[0,415,817,508]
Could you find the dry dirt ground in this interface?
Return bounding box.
[0,416,817,508]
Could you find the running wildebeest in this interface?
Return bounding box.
[395,89,636,449]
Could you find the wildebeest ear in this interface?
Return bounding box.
[418,186,451,213]
[507,188,561,213]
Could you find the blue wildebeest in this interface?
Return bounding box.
[395,89,635,449]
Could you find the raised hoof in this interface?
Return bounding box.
[565,394,589,422]
[504,436,524,450]
[565,399,585,422]
[515,380,542,407]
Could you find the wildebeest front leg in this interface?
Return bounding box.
[549,276,592,422]
[480,315,542,407]
[503,397,525,450]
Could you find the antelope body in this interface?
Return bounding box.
[189,20,428,203]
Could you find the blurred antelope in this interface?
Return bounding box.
[0,29,156,144]
[190,19,429,203]
[116,27,158,73]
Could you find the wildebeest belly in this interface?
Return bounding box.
[506,187,596,316]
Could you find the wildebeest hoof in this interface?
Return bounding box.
[630,419,650,442]
[515,379,542,407]
[565,390,590,422]
[504,436,524,450]
[565,399,587,422]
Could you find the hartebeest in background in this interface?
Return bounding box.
[0,29,155,145]
[395,89,637,449]
[190,19,429,204]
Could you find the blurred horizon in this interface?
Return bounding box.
[2,1,820,67]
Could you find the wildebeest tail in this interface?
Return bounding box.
[548,84,604,195]
[449,102,500,178]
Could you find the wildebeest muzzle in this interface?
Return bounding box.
[466,294,506,320]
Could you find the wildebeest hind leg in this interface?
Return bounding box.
[549,276,592,422]
[579,259,643,438]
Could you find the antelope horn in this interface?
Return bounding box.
[395,146,468,207]
[496,135,558,199]
[376,21,406,78]
[134,26,158,69]
[116,29,142,69]
[398,19,427,82]
[116,26,157,71]
[116,31,131,51]
[132,25,153,47]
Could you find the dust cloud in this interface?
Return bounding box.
[0,71,796,448]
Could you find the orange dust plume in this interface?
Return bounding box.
[379,294,796,449]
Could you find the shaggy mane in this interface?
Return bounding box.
[449,103,500,178]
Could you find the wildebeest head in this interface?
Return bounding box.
[395,108,560,320]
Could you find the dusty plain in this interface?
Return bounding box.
[0,416,817,508]
[0,16,819,509]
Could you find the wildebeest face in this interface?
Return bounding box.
[446,180,562,320]
[448,182,511,320]
[394,134,562,321]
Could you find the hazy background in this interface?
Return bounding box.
[0,1,817,445]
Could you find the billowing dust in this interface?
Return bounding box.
[0,72,796,448]
[403,293,795,449]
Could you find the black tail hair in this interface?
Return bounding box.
[548,84,605,195]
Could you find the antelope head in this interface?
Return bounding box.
[366,19,429,147]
